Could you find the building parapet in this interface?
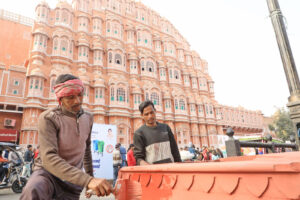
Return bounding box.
[0,9,33,26]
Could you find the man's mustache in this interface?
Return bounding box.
[72,104,82,108]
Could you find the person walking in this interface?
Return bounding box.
[126,144,136,166]
[134,100,181,165]
[113,143,122,186]
[22,145,34,178]
[119,144,127,167]
[21,74,112,199]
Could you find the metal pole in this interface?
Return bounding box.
[266,0,300,146]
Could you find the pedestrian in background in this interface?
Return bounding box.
[126,144,136,166]
[22,145,33,178]
[119,143,127,167]
[113,143,122,186]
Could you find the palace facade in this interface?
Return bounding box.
[0,0,263,148]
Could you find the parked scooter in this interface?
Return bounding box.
[0,142,27,193]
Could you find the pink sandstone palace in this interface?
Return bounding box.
[0,0,263,148]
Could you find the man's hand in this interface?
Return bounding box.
[85,190,92,199]
[139,160,150,165]
[87,178,113,197]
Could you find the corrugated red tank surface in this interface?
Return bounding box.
[115,152,300,200]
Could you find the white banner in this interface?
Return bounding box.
[91,124,117,179]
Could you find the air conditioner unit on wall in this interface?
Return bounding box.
[4,118,16,127]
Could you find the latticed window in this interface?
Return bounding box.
[174,70,179,79]
[165,100,170,108]
[62,11,68,23]
[99,89,103,98]
[151,92,159,105]
[147,61,154,72]
[115,53,122,65]
[130,60,136,69]
[50,79,56,93]
[53,38,58,52]
[61,39,67,52]
[95,88,99,98]
[179,99,185,110]
[108,52,112,63]
[198,105,203,113]
[175,99,178,110]
[141,60,145,71]
[117,88,125,102]
[40,80,43,90]
[30,79,33,89]
[137,32,141,42]
[35,80,39,89]
[205,105,209,115]
[110,87,114,101]
[84,86,89,97]
[107,22,110,32]
[145,92,149,100]
[55,10,59,21]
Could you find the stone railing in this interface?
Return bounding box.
[0,9,33,26]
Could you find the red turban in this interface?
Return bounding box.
[54,79,84,105]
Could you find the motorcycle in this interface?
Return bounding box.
[0,142,27,193]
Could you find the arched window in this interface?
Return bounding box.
[175,99,178,110]
[179,99,185,110]
[55,10,60,21]
[62,10,68,23]
[110,87,114,101]
[115,53,122,65]
[60,38,68,56]
[174,70,179,79]
[117,88,125,102]
[145,92,149,100]
[137,32,141,42]
[50,78,56,93]
[141,60,145,71]
[198,105,203,114]
[108,52,112,63]
[169,69,172,78]
[151,92,159,105]
[205,104,209,115]
[107,22,111,33]
[53,37,58,54]
[35,79,39,89]
[113,23,120,36]
[39,35,43,47]
[147,61,154,72]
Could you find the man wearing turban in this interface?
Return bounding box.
[21,74,112,199]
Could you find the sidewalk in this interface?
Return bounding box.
[0,188,115,200]
[80,191,115,200]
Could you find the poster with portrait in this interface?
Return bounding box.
[91,124,117,179]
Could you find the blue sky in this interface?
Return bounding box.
[1,0,299,116]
